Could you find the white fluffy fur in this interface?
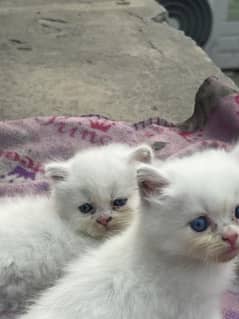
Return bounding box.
[20,146,239,319]
[0,143,152,318]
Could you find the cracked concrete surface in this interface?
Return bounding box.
[0,0,237,122]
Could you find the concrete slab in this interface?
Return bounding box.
[0,0,237,123]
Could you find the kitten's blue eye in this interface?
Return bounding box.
[190,216,209,232]
[235,206,239,219]
[78,203,94,214]
[112,198,128,208]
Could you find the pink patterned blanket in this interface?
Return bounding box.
[0,76,239,317]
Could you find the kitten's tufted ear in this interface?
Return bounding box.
[44,162,69,183]
[137,165,169,199]
[129,144,154,164]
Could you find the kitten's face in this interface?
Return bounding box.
[138,149,239,263]
[54,173,138,239]
[155,192,239,263]
[46,144,152,239]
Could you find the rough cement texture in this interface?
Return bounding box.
[0,0,237,123]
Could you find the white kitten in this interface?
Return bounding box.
[20,146,239,319]
[46,143,152,238]
[0,143,153,318]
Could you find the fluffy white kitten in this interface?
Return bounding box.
[0,143,153,318]
[46,143,152,238]
[20,145,239,319]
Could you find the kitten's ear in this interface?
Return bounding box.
[129,144,154,164]
[137,165,169,199]
[44,162,69,183]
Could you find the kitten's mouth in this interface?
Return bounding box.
[219,248,239,262]
[96,220,111,231]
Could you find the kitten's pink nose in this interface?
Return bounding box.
[96,216,112,226]
[222,231,238,248]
